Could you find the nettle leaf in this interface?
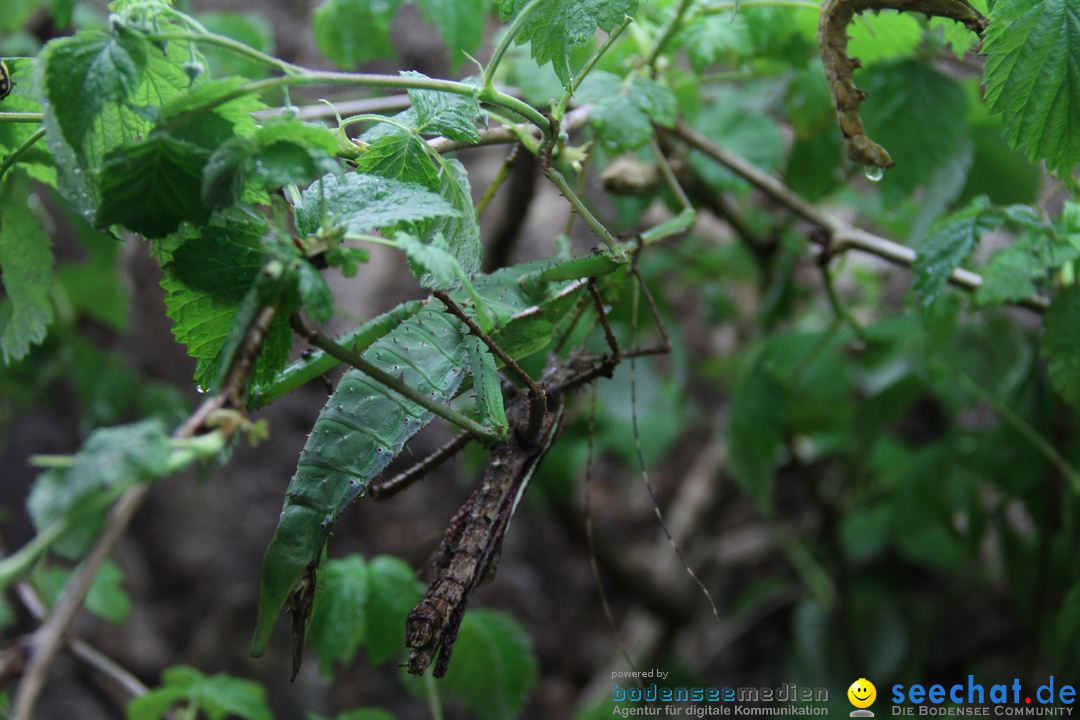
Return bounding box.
[0,170,55,364]
[161,210,292,388]
[364,556,423,666]
[912,198,1003,310]
[1042,285,1080,408]
[28,420,171,557]
[678,13,752,73]
[497,0,639,86]
[313,0,401,69]
[727,356,787,512]
[295,172,460,237]
[308,555,368,675]
[418,0,487,63]
[96,133,211,238]
[34,559,132,624]
[976,244,1043,306]
[356,131,440,187]
[859,60,969,200]
[128,666,272,720]
[40,29,147,154]
[688,97,784,192]
[577,70,676,151]
[984,0,1080,176]
[402,71,483,142]
[431,610,538,720]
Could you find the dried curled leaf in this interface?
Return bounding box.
[818,0,988,168]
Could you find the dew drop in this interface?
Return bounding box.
[864,165,885,183]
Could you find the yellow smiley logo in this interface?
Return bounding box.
[848,678,877,709]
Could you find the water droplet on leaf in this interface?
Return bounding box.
[864,165,885,183]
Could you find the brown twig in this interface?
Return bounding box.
[370,432,473,500]
[665,122,1049,313]
[11,304,279,720]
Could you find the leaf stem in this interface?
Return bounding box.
[147,31,304,75]
[0,127,45,179]
[646,0,695,68]
[0,112,43,124]
[424,668,445,720]
[482,0,547,91]
[553,16,633,119]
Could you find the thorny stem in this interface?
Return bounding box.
[543,167,620,249]
[289,316,502,444]
[553,16,633,119]
[475,145,521,218]
[0,112,43,123]
[649,135,692,211]
[482,0,547,90]
[646,0,695,69]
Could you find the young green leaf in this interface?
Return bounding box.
[397,231,465,289]
[577,71,676,152]
[496,0,638,86]
[912,198,1002,310]
[313,0,401,68]
[975,244,1042,306]
[428,610,538,720]
[0,170,55,363]
[308,555,369,675]
[678,13,752,73]
[402,71,483,142]
[128,666,272,720]
[295,172,460,237]
[356,131,441,188]
[983,0,1080,176]
[1041,285,1080,408]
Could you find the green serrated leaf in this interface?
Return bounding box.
[96,133,211,238]
[578,70,676,151]
[295,172,460,237]
[976,244,1042,306]
[0,170,55,363]
[398,231,464,289]
[983,0,1080,175]
[418,0,487,64]
[859,60,969,200]
[40,29,147,154]
[308,555,368,675]
[0,58,55,186]
[912,198,1002,310]
[364,555,423,667]
[128,666,272,720]
[161,210,290,388]
[434,610,538,720]
[402,71,482,142]
[727,356,786,511]
[678,13,752,73]
[497,0,638,86]
[1042,285,1080,408]
[313,0,401,69]
[356,131,441,188]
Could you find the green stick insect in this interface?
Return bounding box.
[249,250,638,673]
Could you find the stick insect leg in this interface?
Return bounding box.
[433,291,548,446]
[623,266,672,359]
[369,432,473,500]
[586,279,621,363]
